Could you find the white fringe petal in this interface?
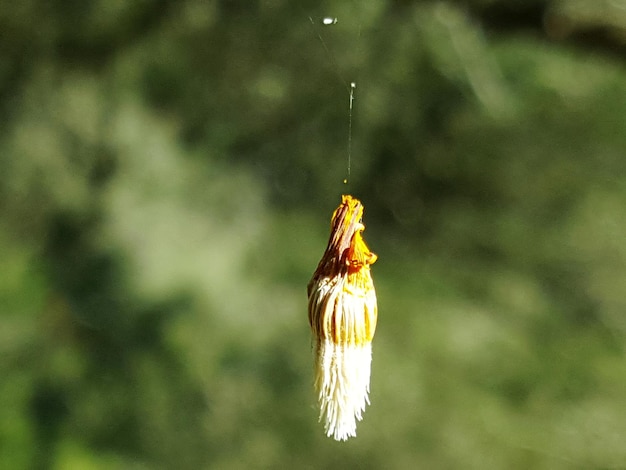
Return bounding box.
[314,339,372,441]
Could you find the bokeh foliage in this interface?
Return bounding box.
[2,0,626,468]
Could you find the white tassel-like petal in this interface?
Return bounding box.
[315,340,372,441]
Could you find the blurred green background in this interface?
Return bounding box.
[2,0,626,468]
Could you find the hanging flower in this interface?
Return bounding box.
[307,194,378,441]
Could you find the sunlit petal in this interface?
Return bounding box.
[307,195,378,441]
